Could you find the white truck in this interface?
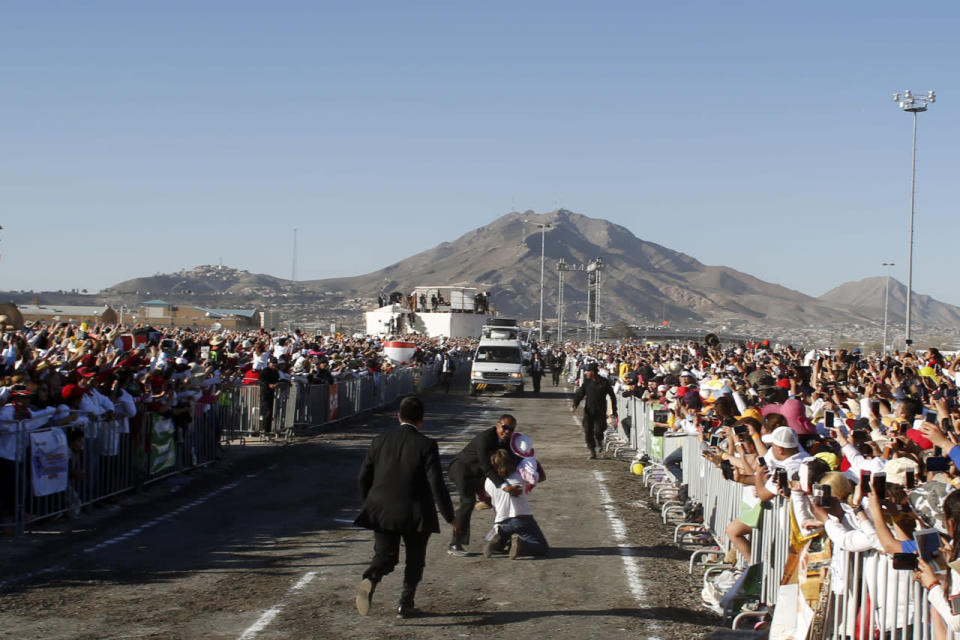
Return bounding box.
[469,336,525,396]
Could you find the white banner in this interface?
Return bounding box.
[30,428,69,497]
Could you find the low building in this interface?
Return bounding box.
[18,304,118,326]
[136,300,260,330]
[261,309,282,330]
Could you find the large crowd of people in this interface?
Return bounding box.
[9,315,960,634]
[0,320,473,527]
[555,338,960,636]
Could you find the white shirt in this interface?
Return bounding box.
[252,352,269,371]
[0,407,55,460]
[484,472,533,522]
[763,450,813,495]
[114,389,137,434]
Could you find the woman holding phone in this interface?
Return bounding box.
[915,490,960,637]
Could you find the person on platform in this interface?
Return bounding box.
[447,415,522,556]
[354,396,457,619]
[530,352,545,393]
[571,362,617,459]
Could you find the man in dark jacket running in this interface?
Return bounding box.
[354,396,458,618]
[571,362,617,459]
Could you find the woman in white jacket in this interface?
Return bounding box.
[810,472,876,637]
[916,490,960,639]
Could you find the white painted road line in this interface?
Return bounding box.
[237,571,318,640]
[593,469,663,640]
[83,478,245,553]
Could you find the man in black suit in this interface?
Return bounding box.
[529,352,544,393]
[571,362,618,459]
[354,396,457,618]
[551,350,566,386]
[446,414,522,556]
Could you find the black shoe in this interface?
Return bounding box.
[588,450,597,460]
[447,543,468,557]
[397,603,422,619]
[356,578,375,615]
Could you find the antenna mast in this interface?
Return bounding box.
[291,228,298,282]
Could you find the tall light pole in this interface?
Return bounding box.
[882,262,895,354]
[526,220,552,342]
[893,89,935,348]
[557,259,582,343]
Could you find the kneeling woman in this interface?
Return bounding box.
[483,449,549,559]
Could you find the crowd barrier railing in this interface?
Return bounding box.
[0,407,221,538]
[217,363,435,442]
[613,394,955,638]
[1,359,460,538]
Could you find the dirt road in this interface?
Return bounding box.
[0,379,722,640]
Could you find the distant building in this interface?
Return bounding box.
[260,309,282,330]
[136,300,260,329]
[18,304,118,326]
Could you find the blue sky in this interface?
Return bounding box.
[1,2,957,304]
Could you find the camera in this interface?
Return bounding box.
[775,468,790,495]
[905,469,916,489]
[812,483,832,507]
[951,596,960,616]
[872,472,887,501]
[892,552,919,571]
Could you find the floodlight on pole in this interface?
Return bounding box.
[525,220,553,342]
[892,89,935,348]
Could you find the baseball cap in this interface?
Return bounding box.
[761,426,799,448]
[510,432,535,458]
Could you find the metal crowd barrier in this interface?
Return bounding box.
[613,396,954,638]
[1,360,459,539]
[218,366,424,442]
[1,408,221,538]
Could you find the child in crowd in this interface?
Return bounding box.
[482,442,549,559]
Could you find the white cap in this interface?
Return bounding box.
[761,426,799,448]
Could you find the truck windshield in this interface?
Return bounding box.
[482,327,519,340]
[474,346,522,364]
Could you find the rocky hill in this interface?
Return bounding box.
[819,276,960,326]
[298,210,878,327]
[9,210,960,342]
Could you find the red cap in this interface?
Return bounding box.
[61,384,85,401]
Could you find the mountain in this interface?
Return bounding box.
[297,210,871,327]
[83,209,960,334]
[819,277,960,326]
